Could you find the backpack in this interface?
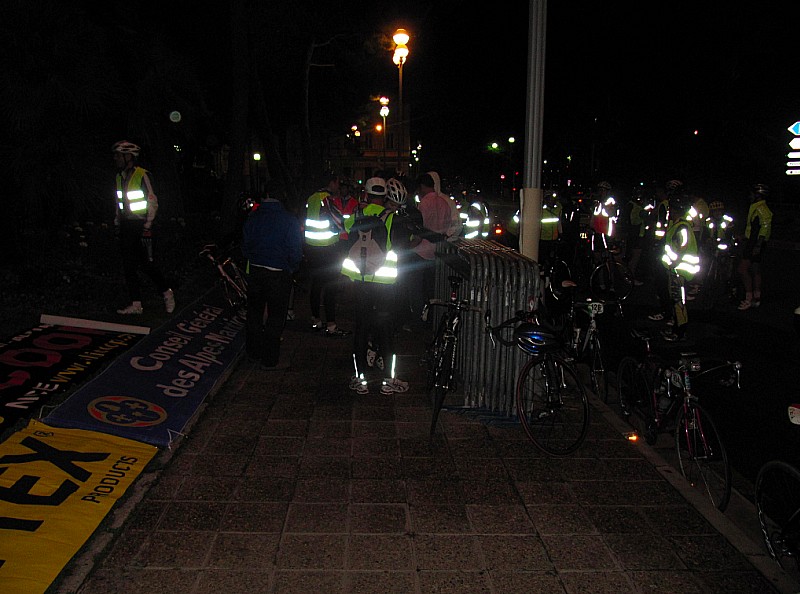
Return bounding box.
[347,207,390,279]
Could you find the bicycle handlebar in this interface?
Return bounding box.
[484,309,531,349]
[421,298,482,322]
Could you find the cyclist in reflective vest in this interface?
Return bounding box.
[625,188,647,285]
[303,172,350,336]
[660,192,699,340]
[588,181,618,264]
[704,201,735,252]
[737,183,773,310]
[342,180,407,397]
[112,141,175,316]
[539,190,563,269]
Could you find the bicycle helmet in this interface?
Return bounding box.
[751,183,770,197]
[514,322,561,356]
[708,200,725,211]
[386,178,407,205]
[112,140,140,156]
[596,181,611,191]
[666,179,684,192]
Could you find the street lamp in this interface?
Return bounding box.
[392,28,410,175]
[379,96,390,169]
[252,152,261,196]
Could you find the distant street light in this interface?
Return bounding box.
[252,152,261,195]
[392,29,410,175]
[379,97,390,168]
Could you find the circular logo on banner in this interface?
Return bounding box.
[88,396,167,427]
[169,110,182,123]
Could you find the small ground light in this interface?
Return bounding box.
[624,432,639,442]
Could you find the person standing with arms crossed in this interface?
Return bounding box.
[112,141,175,315]
[241,180,303,369]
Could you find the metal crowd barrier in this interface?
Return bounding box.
[433,238,540,415]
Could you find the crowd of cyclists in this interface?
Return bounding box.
[441,177,774,342]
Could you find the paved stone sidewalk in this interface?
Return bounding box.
[54,290,798,594]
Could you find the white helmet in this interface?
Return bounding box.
[112,140,140,156]
[386,178,407,205]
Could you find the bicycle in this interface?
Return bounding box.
[567,297,619,404]
[421,275,482,436]
[695,241,738,310]
[616,329,741,511]
[754,404,800,574]
[589,240,634,302]
[486,309,589,456]
[199,243,248,308]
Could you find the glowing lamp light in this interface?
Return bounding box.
[392,28,409,45]
[393,44,408,65]
[625,432,639,442]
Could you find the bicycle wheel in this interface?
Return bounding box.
[755,460,800,571]
[516,354,589,456]
[674,402,731,511]
[589,335,609,403]
[616,357,657,444]
[429,338,455,436]
[425,316,448,393]
[590,260,633,301]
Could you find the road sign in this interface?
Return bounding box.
[788,161,800,167]
[790,138,800,150]
[786,169,800,175]
[789,122,800,135]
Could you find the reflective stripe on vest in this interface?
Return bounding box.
[661,220,699,278]
[304,190,339,246]
[540,202,561,241]
[342,249,398,283]
[116,168,148,215]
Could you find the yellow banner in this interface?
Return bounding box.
[0,419,157,594]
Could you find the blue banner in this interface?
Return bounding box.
[0,323,143,436]
[44,288,245,447]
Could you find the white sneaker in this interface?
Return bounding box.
[349,375,368,395]
[381,377,409,395]
[163,289,175,313]
[117,303,143,315]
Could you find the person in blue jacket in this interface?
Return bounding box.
[241,179,303,368]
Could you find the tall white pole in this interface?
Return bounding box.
[520,0,547,261]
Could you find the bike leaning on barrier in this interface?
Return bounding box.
[485,308,589,456]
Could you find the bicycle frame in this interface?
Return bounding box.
[423,275,480,436]
[200,244,248,307]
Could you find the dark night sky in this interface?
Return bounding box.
[37,1,800,200]
[390,1,800,198]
